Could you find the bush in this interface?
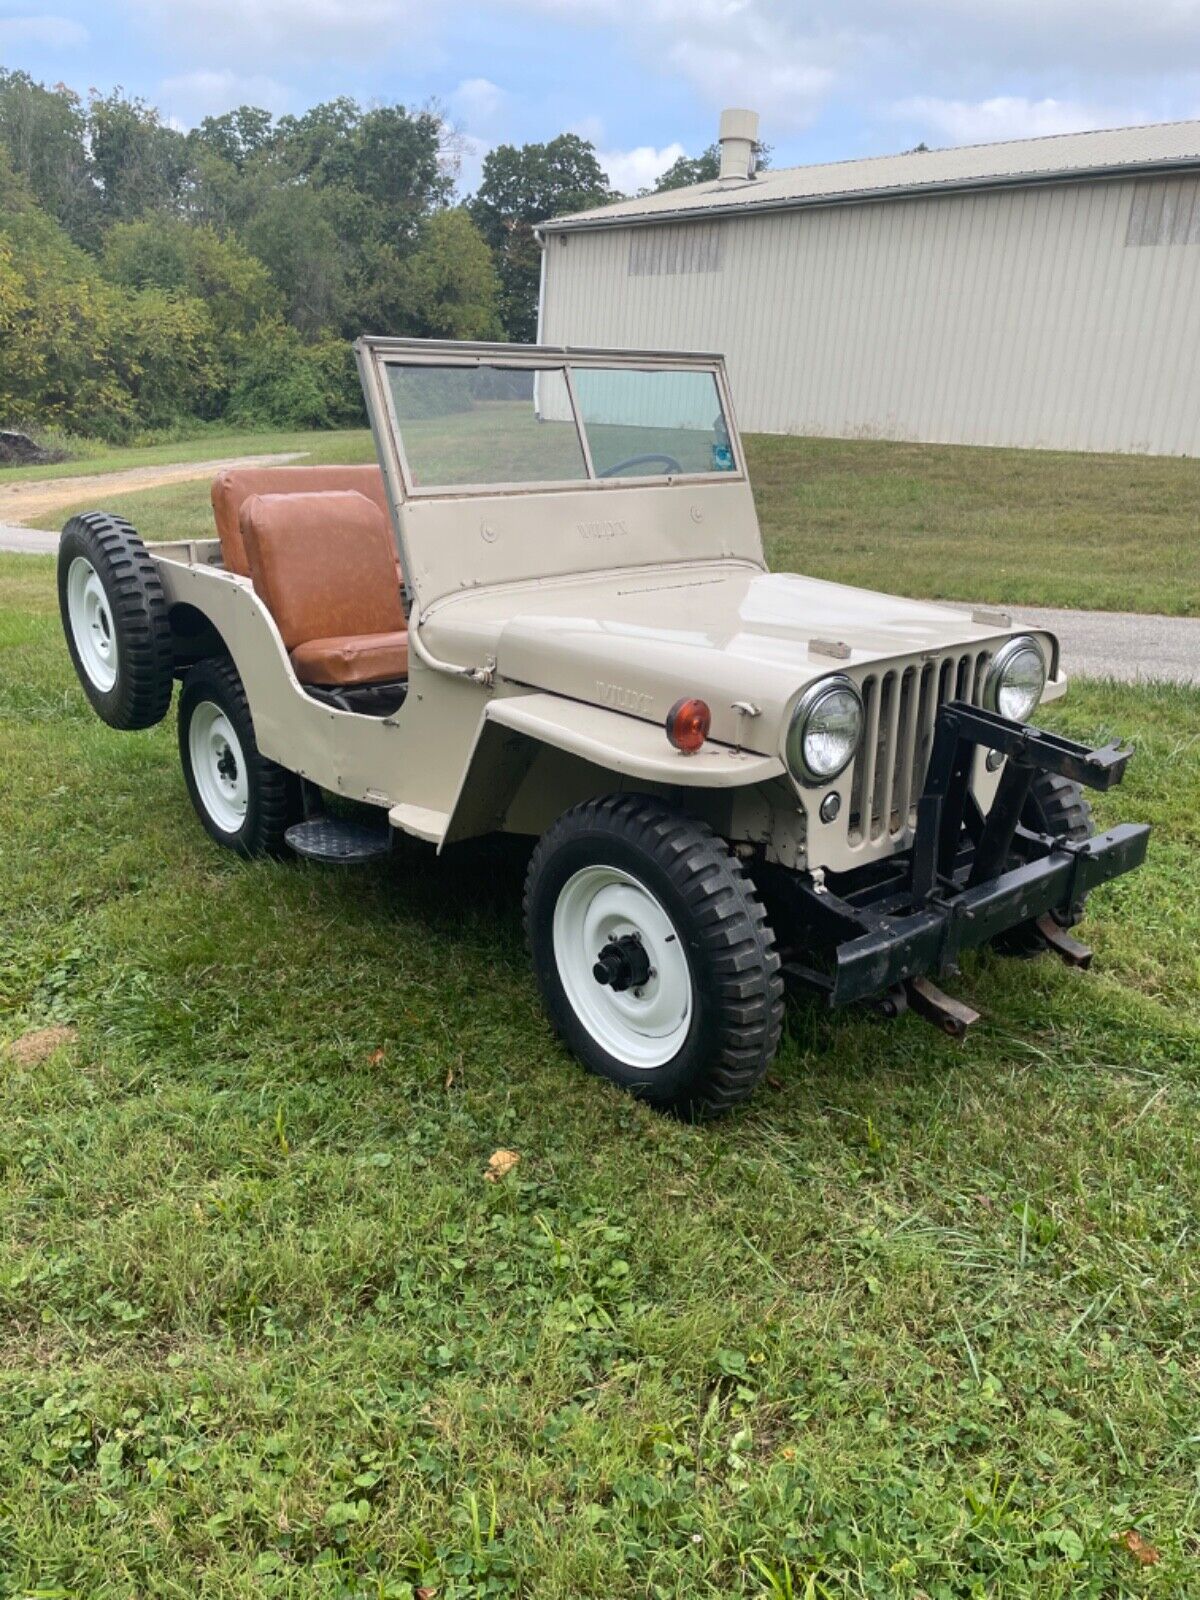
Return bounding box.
[227,322,364,429]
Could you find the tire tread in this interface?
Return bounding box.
[58,511,173,730]
[524,794,783,1118]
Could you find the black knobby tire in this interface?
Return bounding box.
[57,512,174,730]
[993,771,1096,954]
[524,794,783,1118]
[178,657,301,858]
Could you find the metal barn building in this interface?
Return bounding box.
[538,114,1200,455]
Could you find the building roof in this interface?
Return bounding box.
[544,119,1200,233]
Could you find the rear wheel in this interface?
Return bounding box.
[58,512,173,729]
[524,795,783,1118]
[178,658,301,858]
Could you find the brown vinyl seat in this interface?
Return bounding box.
[239,490,409,688]
[212,465,391,577]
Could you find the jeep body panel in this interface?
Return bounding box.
[148,340,1068,870]
[421,563,1062,751]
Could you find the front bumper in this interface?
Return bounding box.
[784,701,1150,1009]
[831,821,1148,1005]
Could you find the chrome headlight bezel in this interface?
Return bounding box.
[786,674,864,786]
[983,635,1047,722]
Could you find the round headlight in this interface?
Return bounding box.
[786,676,863,784]
[984,636,1046,722]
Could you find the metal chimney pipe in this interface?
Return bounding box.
[718,108,760,182]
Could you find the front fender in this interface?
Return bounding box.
[440,691,784,849]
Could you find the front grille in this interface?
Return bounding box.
[848,648,992,846]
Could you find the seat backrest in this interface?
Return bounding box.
[239,490,406,651]
[212,465,390,576]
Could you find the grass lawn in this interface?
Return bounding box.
[1,547,1198,1597]
[18,428,1200,616]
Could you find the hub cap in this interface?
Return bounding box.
[66,557,118,692]
[552,865,692,1069]
[189,700,248,834]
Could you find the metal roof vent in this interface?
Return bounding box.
[718,108,760,183]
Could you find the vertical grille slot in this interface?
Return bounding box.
[848,674,878,843]
[872,670,899,838]
[845,647,993,849]
[889,666,921,832]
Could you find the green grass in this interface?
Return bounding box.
[749,435,1200,618]
[19,427,1200,616]
[1,549,1198,1597]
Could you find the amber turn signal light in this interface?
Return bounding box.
[666,696,711,754]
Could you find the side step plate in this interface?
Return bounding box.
[286,815,391,865]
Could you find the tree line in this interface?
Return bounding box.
[0,71,731,442]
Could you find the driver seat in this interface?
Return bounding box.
[239,490,409,688]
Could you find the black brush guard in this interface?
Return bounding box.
[780,701,1150,1009]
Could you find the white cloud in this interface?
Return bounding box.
[158,69,294,125]
[506,0,845,129]
[892,94,1145,146]
[598,141,685,192]
[455,131,493,194]
[0,14,88,47]
[103,0,1200,179]
[451,77,508,131]
[126,0,427,61]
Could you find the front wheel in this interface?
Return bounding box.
[524,795,783,1118]
[178,658,301,858]
[993,771,1096,955]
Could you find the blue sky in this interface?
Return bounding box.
[3,0,1199,194]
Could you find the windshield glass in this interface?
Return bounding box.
[572,367,734,478]
[383,358,735,492]
[387,364,587,487]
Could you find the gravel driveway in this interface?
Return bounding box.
[1008,605,1198,685]
[0,450,306,524]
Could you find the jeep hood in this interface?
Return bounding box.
[422,563,1044,754]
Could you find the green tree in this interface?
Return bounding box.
[190,105,275,171]
[654,144,721,191]
[653,141,770,192]
[100,217,281,335]
[394,208,500,340]
[470,134,615,340]
[0,70,96,240]
[89,88,189,223]
[238,183,361,337]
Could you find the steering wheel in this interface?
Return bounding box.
[597,451,683,478]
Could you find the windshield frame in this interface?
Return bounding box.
[361,339,744,501]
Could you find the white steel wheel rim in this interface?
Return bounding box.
[189,700,249,835]
[67,557,118,692]
[552,864,693,1069]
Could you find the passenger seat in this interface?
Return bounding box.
[211,465,392,577]
[239,490,409,688]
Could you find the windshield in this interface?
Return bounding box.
[384,359,736,493]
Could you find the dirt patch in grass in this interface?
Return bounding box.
[1,450,307,524]
[5,1024,77,1065]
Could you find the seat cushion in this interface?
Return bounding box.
[212,465,390,576]
[239,491,407,687]
[290,632,410,687]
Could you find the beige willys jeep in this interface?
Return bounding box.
[58,339,1149,1116]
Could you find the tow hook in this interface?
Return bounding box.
[904,975,981,1040]
[1035,914,1093,969]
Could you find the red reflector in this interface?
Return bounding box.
[666,696,711,754]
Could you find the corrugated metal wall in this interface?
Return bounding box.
[540,174,1200,454]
